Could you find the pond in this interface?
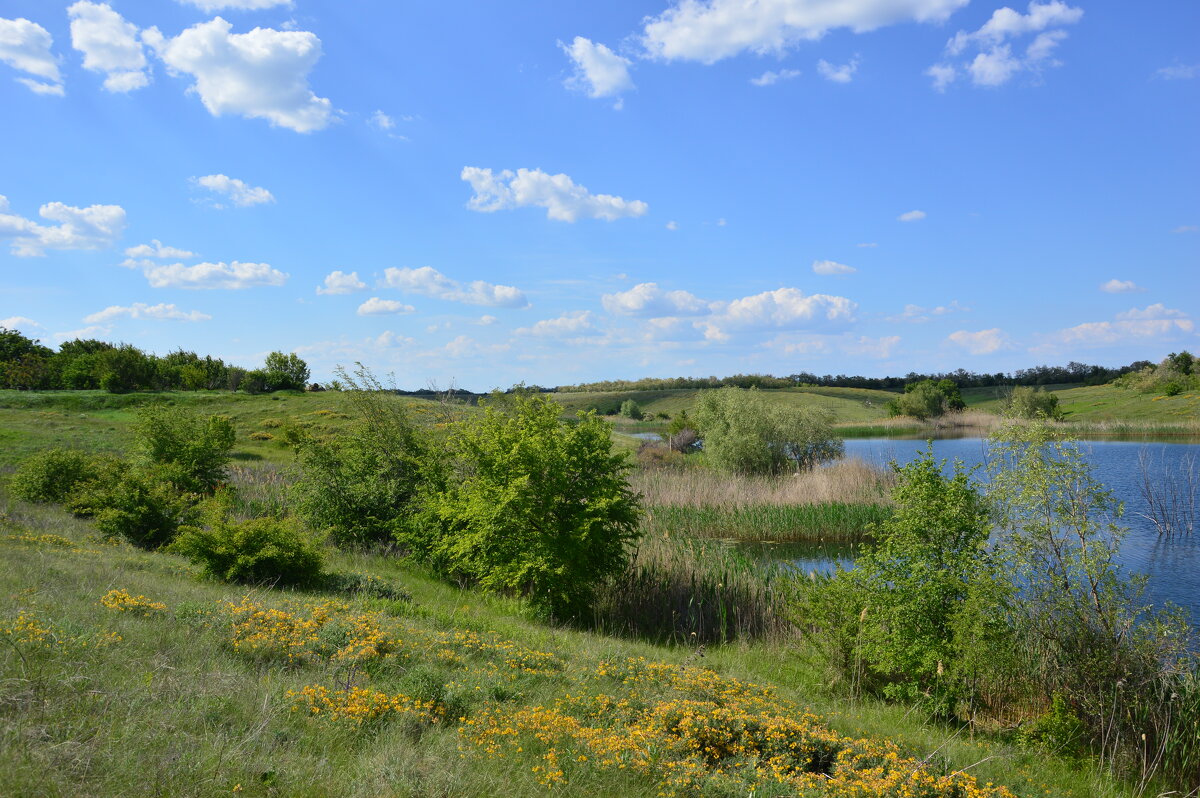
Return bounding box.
[736,437,1200,620]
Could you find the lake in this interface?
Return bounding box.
[738,436,1200,620]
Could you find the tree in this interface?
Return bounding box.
[886,379,964,420]
[434,392,642,619]
[619,398,643,420]
[694,386,842,475]
[1006,385,1062,420]
[133,404,236,493]
[263,351,310,390]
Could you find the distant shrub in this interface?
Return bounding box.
[248,431,275,441]
[10,449,117,504]
[619,399,644,420]
[134,404,235,493]
[885,379,965,421]
[78,465,200,549]
[172,516,324,587]
[695,387,842,475]
[1006,385,1063,420]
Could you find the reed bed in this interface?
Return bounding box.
[837,410,1003,437]
[643,502,891,542]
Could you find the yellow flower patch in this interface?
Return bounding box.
[100,589,167,615]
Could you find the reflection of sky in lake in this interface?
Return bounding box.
[760,438,1200,620]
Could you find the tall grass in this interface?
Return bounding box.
[643,503,890,542]
[837,410,1003,438]
[632,457,893,507]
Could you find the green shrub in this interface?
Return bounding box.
[1006,385,1063,419]
[77,465,200,549]
[434,392,642,619]
[885,379,964,420]
[172,516,324,586]
[619,399,644,420]
[134,403,235,493]
[694,386,842,475]
[10,449,117,504]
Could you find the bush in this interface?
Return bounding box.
[886,379,964,420]
[694,387,842,475]
[434,392,642,619]
[134,404,235,493]
[1006,385,1063,420]
[172,515,324,587]
[75,465,200,549]
[10,449,117,504]
[619,399,644,420]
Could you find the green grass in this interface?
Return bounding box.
[0,493,1140,798]
[644,502,891,542]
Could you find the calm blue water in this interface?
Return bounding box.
[745,437,1200,620]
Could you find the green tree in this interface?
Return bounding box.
[1006,385,1062,420]
[694,386,842,475]
[434,392,642,619]
[619,398,644,420]
[886,379,964,420]
[133,404,236,493]
[263,351,310,390]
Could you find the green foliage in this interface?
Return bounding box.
[291,367,433,549]
[1006,385,1063,420]
[133,404,235,493]
[619,398,643,419]
[694,386,842,475]
[172,514,324,587]
[662,409,700,452]
[98,344,159,393]
[1113,350,1200,395]
[77,465,200,549]
[263,351,310,390]
[10,449,117,504]
[434,392,642,619]
[886,379,964,420]
[1017,693,1087,758]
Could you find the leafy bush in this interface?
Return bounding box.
[1006,385,1063,420]
[172,515,324,586]
[694,387,842,475]
[619,399,643,420]
[263,351,310,390]
[9,449,117,504]
[75,465,200,549]
[134,403,235,493]
[434,392,642,619]
[886,379,965,420]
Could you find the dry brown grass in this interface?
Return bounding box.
[631,458,893,509]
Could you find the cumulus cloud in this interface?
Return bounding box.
[178,0,293,10]
[0,194,126,256]
[192,174,274,207]
[947,328,1012,354]
[640,0,968,64]
[1115,304,1187,321]
[477,315,497,326]
[317,270,367,295]
[68,2,150,92]
[602,282,708,317]
[84,302,211,324]
[370,110,394,129]
[699,287,856,342]
[897,209,926,222]
[933,1,1082,89]
[144,17,334,132]
[382,266,529,308]
[1099,278,1144,294]
[812,259,856,275]
[1039,306,1194,350]
[817,57,858,83]
[143,260,288,289]
[0,17,63,95]
[750,67,800,86]
[125,239,195,259]
[561,36,634,107]
[0,316,42,330]
[462,167,648,223]
[357,297,414,316]
[515,311,595,337]
[666,220,679,231]
[886,300,967,322]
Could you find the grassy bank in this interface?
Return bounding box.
[0,494,1138,798]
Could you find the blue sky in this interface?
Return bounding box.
[1,0,1196,389]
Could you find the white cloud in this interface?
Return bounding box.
[515,311,595,337]
[602,282,708,317]
[68,2,150,93]
[699,287,856,341]
[178,0,294,11]
[886,300,967,322]
[0,316,42,330]
[0,17,63,95]
[640,0,968,64]
[477,315,497,326]
[561,36,634,106]
[53,325,110,341]
[817,57,858,83]
[192,174,274,207]
[143,260,288,289]
[0,194,126,256]
[1040,307,1194,350]
[382,266,529,308]
[144,17,334,133]
[461,167,648,223]
[84,302,211,324]
[947,328,1012,354]
[938,1,1082,89]
[1115,303,1187,321]
[897,209,926,222]
[812,259,856,275]
[439,335,511,360]
[357,297,414,316]
[317,270,367,295]
[370,110,394,130]
[844,335,901,358]
[125,239,195,259]
[856,242,878,248]
[750,68,800,86]
[1156,63,1199,80]
[925,62,956,91]
[665,220,679,231]
[1172,225,1198,234]
[1099,278,1143,294]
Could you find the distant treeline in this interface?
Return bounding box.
[555,360,1152,394]
[0,327,309,394]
